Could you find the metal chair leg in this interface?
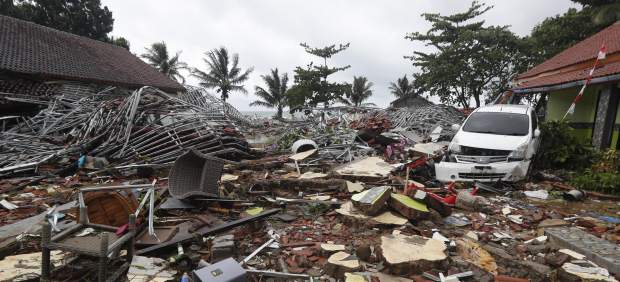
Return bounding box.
[126,214,136,260]
[41,221,52,281]
[98,232,109,282]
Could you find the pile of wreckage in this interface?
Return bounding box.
[1,91,619,282]
[1,85,254,178]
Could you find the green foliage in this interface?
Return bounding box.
[591,149,620,173]
[289,43,351,110]
[1,0,114,41]
[406,1,529,108]
[534,120,599,170]
[192,47,253,102]
[570,170,620,195]
[110,36,130,50]
[570,149,620,194]
[250,68,289,119]
[526,8,606,65]
[389,75,416,98]
[572,0,620,25]
[342,76,374,107]
[141,42,188,83]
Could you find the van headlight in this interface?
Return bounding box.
[508,143,528,161]
[448,142,462,154]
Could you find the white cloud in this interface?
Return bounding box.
[102,0,577,111]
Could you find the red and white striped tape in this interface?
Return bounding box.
[562,44,607,120]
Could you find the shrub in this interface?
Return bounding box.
[534,120,599,170]
[570,170,620,195]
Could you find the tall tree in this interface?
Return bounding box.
[389,75,416,98]
[192,47,253,102]
[250,68,289,119]
[406,1,528,108]
[141,42,187,83]
[527,8,605,65]
[1,0,114,41]
[342,76,374,107]
[288,43,351,110]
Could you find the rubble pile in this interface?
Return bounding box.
[0,94,619,282]
[360,104,465,139]
[1,86,254,177]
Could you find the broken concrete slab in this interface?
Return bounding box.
[336,202,407,226]
[344,272,368,282]
[0,250,67,281]
[389,193,429,220]
[335,156,397,178]
[127,256,176,282]
[351,186,391,215]
[370,211,408,226]
[325,251,361,279]
[346,181,365,193]
[321,243,346,253]
[546,227,620,276]
[380,232,446,275]
[561,261,618,282]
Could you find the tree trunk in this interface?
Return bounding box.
[277,106,283,119]
[474,94,481,108]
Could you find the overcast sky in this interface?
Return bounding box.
[102,0,578,111]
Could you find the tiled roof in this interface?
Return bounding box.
[0,15,184,92]
[514,22,620,90]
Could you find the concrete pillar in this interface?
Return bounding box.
[592,85,620,149]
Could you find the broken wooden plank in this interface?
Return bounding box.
[136,208,280,255]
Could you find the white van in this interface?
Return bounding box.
[435,104,540,182]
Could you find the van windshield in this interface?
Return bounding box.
[462,112,530,136]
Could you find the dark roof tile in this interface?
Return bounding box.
[0,15,184,92]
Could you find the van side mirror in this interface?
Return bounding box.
[451,124,461,131]
[534,129,541,138]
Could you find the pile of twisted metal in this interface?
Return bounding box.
[0,85,255,178]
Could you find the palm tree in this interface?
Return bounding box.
[250,69,289,119]
[192,47,253,102]
[141,42,187,83]
[389,75,416,98]
[343,76,374,107]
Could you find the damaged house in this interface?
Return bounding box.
[513,21,620,149]
[0,15,253,177]
[0,15,184,115]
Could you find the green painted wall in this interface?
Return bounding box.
[545,84,620,148]
[547,86,600,122]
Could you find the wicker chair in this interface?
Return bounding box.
[168,149,224,199]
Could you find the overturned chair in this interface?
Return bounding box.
[169,149,225,199]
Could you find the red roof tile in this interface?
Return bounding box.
[0,15,184,92]
[514,22,620,90]
[516,60,620,89]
